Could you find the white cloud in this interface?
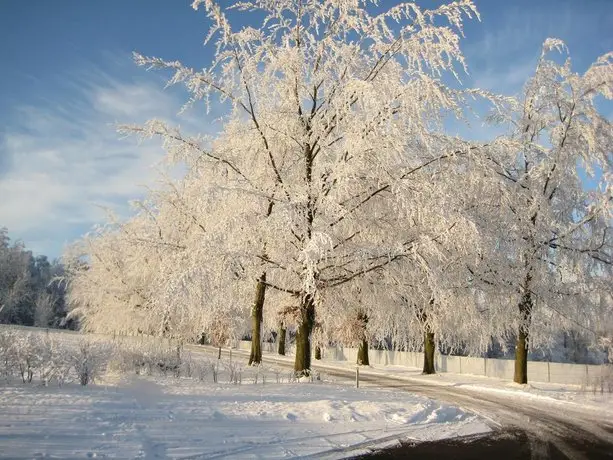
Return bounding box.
[0,67,207,257]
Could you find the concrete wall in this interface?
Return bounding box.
[527,361,550,383]
[486,358,514,381]
[239,339,611,386]
[548,362,587,386]
[237,340,283,354]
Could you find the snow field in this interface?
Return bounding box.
[0,376,490,459]
[0,329,491,459]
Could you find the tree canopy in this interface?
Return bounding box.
[63,1,613,382]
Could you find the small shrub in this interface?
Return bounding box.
[227,361,242,385]
[0,331,16,382]
[14,334,37,384]
[109,338,183,377]
[71,339,113,386]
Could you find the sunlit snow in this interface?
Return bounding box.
[0,376,489,459]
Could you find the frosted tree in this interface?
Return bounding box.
[262,291,303,356]
[366,243,488,374]
[126,0,488,374]
[33,292,56,327]
[136,179,254,344]
[64,220,161,335]
[64,188,193,337]
[65,179,252,343]
[0,229,32,325]
[325,291,372,366]
[475,40,612,383]
[317,179,485,375]
[0,230,69,328]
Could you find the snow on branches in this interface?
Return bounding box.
[64,1,612,378]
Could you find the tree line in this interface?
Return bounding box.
[63,0,612,384]
[0,228,73,329]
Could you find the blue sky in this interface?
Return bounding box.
[0,0,611,258]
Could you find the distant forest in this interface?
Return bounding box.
[0,228,75,329]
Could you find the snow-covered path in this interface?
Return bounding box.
[192,345,613,459]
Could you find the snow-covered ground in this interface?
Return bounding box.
[2,328,611,459]
[0,375,489,459]
[193,345,613,422]
[315,360,613,420]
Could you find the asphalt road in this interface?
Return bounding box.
[349,374,613,459]
[357,429,613,459]
[193,345,613,460]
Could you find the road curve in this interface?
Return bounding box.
[333,369,613,460]
[192,345,613,459]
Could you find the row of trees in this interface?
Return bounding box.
[0,228,72,328]
[64,1,612,384]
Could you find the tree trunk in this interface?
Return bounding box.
[422,330,436,374]
[417,301,435,374]
[294,295,315,375]
[357,338,369,366]
[248,273,266,366]
[314,346,322,360]
[357,311,369,365]
[514,291,532,384]
[277,323,286,355]
[514,328,528,384]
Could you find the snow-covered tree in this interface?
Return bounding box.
[124,0,488,374]
[64,221,159,335]
[65,178,253,344]
[0,229,70,328]
[0,229,33,325]
[474,40,612,383]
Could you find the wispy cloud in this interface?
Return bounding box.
[464,1,612,95]
[2,1,610,258]
[0,63,203,257]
